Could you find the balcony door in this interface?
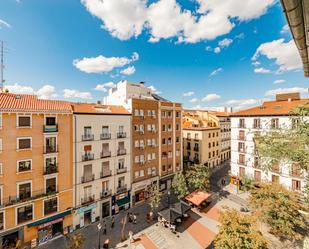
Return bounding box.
[83,164,92,181]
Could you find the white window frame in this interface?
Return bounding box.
[43,196,59,216]
[44,175,58,194]
[16,159,32,173]
[17,180,32,199]
[16,114,32,128]
[0,138,2,153]
[17,137,32,151]
[44,115,57,125]
[15,203,34,226]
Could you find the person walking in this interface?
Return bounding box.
[111,216,115,228]
[103,222,107,235]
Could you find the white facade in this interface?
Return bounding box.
[73,113,131,229]
[231,115,306,192]
[218,116,231,162]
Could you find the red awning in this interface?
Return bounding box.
[185,191,212,206]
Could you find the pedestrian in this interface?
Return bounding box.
[146,212,150,223]
[149,210,153,221]
[111,216,115,228]
[128,230,134,243]
[133,214,137,224]
[103,222,107,235]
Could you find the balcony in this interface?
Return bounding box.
[138,160,145,165]
[238,124,246,129]
[101,151,111,158]
[81,174,95,183]
[117,132,126,138]
[117,167,127,174]
[186,146,191,150]
[43,124,58,133]
[44,145,58,154]
[100,133,111,140]
[193,147,199,152]
[81,195,95,205]
[117,149,126,156]
[45,186,58,195]
[44,164,58,175]
[150,129,157,133]
[82,153,94,161]
[117,184,127,194]
[100,170,112,178]
[82,134,94,141]
[100,190,112,199]
[238,149,246,153]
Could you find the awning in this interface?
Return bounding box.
[116,196,130,207]
[28,210,71,228]
[185,191,212,206]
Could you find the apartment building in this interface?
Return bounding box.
[183,111,221,168]
[0,93,73,247]
[72,103,131,229]
[230,92,308,192]
[104,80,182,205]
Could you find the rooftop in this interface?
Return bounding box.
[72,103,130,115]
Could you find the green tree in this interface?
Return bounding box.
[240,174,255,191]
[172,172,188,198]
[67,233,85,249]
[147,183,161,212]
[215,209,267,249]
[186,164,209,191]
[254,102,309,202]
[249,183,308,241]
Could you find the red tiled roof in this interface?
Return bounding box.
[232,98,309,116]
[0,93,72,113]
[72,103,130,115]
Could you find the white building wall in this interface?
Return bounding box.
[231,115,306,192]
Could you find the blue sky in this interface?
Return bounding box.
[0,0,308,110]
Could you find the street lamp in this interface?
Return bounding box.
[97,222,102,249]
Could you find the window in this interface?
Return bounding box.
[292,180,301,191]
[45,177,57,194]
[44,197,58,215]
[17,138,31,150]
[162,165,166,171]
[17,115,31,127]
[238,142,245,153]
[187,133,191,139]
[208,133,211,138]
[162,138,166,144]
[18,182,31,200]
[208,143,211,148]
[239,118,245,128]
[45,117,56,126]
[292,118,300,129]
[238,130,245,140]
[271,118,279,129]
[176,111,180,118]
[17,160,31,172]
[254,171,261,182]
[134,109,139,116]
[208,152,211,158]
[238,154,245,164]
[17,205,33,224]
[176,136,180,143]
[0,212,3,230]
[45,136,57,153]
[176,124,180,131]
[239,167,245,177]
[194,133,198,140]
[162,124,166,132]
[253,118,261,129]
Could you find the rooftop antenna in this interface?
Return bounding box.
[0,41,5,92]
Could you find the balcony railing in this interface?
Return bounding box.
[101,151,111,158]
[237,160,246,166]
[100,190,112,199]
[137,160,145,165]
[117,149,126,156]
[81,174,95,183]
[100,133,111,140]
[117,184,127,193]
[238,149,246,153]
[44,145,58,154]
[100,170,112,178]
[238,123,246,128]
[117,132,126,138]
[81,195,95,205]
[82,153,94,161]
[117,167,127,174]
[290,170,303,178]
[43,124,58,133]
[186,146,191,150]
[46,187,58,195]
[193,147,199,152]
[44,164,58,175]
[82,134,94,141]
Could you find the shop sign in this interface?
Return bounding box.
[38,218,63,229]
[76,203,96,214]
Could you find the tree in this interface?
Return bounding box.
[249,183,308,241]
[172,172,188,198]
[147,183,161,212]
[254,102,309,202]
[240,174,255,191]
[67,233,85,249]
[186,164,209,191]
[215,208,267,249]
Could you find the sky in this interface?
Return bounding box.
[0,0,308,111]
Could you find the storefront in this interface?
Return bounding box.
[160,175,174,192]
[1,227,23,249]
[75,203,96,229]
[131,177,159,206]
[27,210,72,245]
[134,190,145,204]
[101,200,110,219]
[112,191,130,215]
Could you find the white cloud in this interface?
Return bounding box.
[189,98,198,103]
[214,47,221,53]
[104,82,116,88]
[205,46,212,52]
[273,79,285,84]
[148,85,161,94]
[252,39,302,73]
[36,85,58,99]
[235,33,245,39]
[73,52,139,74]
[265,87,307,96]
[120,66,136,75]
[183,91,194,97]
[94,81,116,92]
[209,67,223,77]
[81,0,275,43]
[218,38,233,48]
[202,93,221,102]
[254,67,271,74]
[0,19,10,29]
[280,24,290,34]
[63,89,92,99]
[252,61,261,67]
[224,98,260,110]
[6,83,57,99]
